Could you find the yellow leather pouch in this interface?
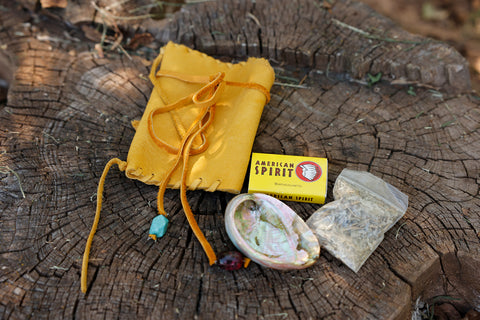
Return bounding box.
[127,42,274,192]
[81,42,274,292]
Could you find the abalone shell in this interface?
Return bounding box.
[225,193,320,270]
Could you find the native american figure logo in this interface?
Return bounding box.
[296,161,322,182]
[300,164,318,180]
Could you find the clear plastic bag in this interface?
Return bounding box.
[306,169,408,272]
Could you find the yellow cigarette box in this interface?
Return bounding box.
[248,153,328,204]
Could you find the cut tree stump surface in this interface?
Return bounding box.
[1,0,479,319]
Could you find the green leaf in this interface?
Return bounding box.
[407,86,416,96]
[415,111,425,118]
[441,119,455,128]
[367,72,382,86]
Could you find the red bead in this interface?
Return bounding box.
[217,251,244,271]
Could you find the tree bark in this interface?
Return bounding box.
[1,0,479,319]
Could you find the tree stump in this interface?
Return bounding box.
[1,0,479,319]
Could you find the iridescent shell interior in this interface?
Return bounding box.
[225,193,320,270]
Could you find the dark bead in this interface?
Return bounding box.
[217,251,244,271]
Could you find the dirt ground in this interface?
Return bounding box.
[359,0,480,93]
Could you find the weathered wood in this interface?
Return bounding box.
[14,0,472,93]
[152,0,471,94]
[1,0,479,319]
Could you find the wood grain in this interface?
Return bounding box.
[1,0,479,319]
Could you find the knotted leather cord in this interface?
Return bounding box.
[148,54,270,266]
[80,54,271,293]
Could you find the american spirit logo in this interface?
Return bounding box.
[263,193,314,202]
[296,161,322,182]
[253,160,295,177]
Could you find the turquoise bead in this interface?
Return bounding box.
[149,215,169,239]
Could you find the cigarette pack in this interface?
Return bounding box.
[248,153,328,204]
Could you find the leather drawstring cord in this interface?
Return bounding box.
[80,54,270,293]
[147,55,270,266]
[81,158,127,293]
